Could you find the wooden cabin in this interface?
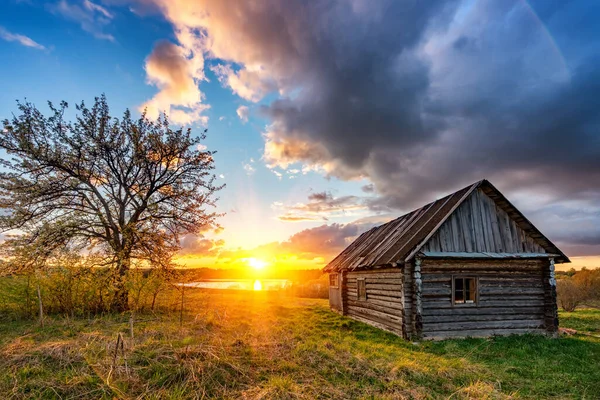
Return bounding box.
[323,180,569,339]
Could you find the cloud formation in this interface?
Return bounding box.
[273,191,377,222]
[140,40,209,125]
[0,26,45,50]
[51,0,115,41]
[236,105,249,124]
[213,217,388,268]
[179,234,224,257]
[137,0,600,256]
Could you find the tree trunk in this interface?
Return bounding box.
[36,282,44,327]
[151,291,158,311]
[110,257,130,312]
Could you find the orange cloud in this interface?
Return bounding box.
[176,217,387,269]
[140,40,209,125]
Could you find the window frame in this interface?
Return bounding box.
[357,278,367,301]
[451,275,478,307]
[329,273,338,288]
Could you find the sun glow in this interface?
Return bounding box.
[247,257,268,270]
[253,279,263,291]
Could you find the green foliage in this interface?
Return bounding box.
[557,268,600,311]
[0,95,222,311]
[1,280,599,399]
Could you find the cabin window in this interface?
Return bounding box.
[453,276,477,305]
[329,274,338,288]
[357,279,366,301]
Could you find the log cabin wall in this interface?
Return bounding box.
[420,258,549,339]
[345,268,404,336]
[422,188,546,254]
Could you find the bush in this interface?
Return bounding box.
[557,268,600,312]
[557,279,584,312]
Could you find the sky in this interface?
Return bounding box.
[0,0,599,271]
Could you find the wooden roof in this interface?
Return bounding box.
[323,180,569,272]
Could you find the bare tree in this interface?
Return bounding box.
[0,95,222,311]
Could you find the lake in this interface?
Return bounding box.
[182,279,291,291]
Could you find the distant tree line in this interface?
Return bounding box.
[556,268,600,312]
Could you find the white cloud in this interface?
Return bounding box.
[236,105,249,124]
[0,27,45,50]
[50,0,115,41]
[243,162,255,175]
[271,169,282,180]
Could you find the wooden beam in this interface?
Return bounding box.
[419,251,559,259]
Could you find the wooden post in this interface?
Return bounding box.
[413,257,423,339]
[36,282,44,328]
[545,258,559,336]
[129,311,135,339]
[179,284,185,328]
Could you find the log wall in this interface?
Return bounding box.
[345,268,404,336]
[422,188,546,254]
[420,258,551,339]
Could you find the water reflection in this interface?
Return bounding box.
[182,279,290,291]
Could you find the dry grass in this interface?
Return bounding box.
[1,289,599,399]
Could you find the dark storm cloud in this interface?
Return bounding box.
[140,0,600,256]
[266,0,600,205]
[260,0,600,256]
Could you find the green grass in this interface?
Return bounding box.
[1,287,599,399]
[560,309,600,334]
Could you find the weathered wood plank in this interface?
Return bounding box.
[365,283,403,291]
[347,308,403,327]
[423,297,545,309]
[422,314,544,323]
[421,287,452,296]
[366,289,403,297]
[367,293,407,303]
[344,314,404,336]
[422,306,544,316]
[423,328,546,339]
[424,319,544,332]
[364,278,404,284]
[363,297,404,310]
[479,287,544,295]
[421,188,550,254]
[347,300,403,317]
[479,279,542,288]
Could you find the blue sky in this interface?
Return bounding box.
[1,0,599,270]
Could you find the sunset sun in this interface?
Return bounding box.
[247,257,268,270]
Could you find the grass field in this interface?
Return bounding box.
[1,287,600,399]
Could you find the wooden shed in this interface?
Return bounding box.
[323,180,569,339]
